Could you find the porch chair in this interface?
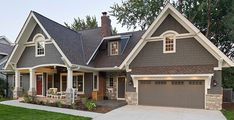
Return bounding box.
[46,88,53,98]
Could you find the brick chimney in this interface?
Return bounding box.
[101,12,112,37]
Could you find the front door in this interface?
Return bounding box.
[117,77,126,99]
[36,74,43,95]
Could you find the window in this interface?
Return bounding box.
[189,81,203,85]
[36,41,45,56]
[13,75,23,88]
[34,34,45,57]
[155,81,166,85]
[110,41,119,55]
[109,77,114,87]
[93,74,99,91]
[171,81,184,85]
[77,75,84,93]
[72,74,84,93]
[164,34,176,53]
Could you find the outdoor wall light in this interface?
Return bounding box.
[212,79,217,87]
[128,80,133,86]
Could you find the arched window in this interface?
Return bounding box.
[34,34,45,57]
[163,33,176,53]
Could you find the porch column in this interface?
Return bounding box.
[13,70,21,98]
[28,69,36,96]
[66,67,73,104]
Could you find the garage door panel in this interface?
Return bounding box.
[138,80,205,109]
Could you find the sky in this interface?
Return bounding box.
[0,0,129,42]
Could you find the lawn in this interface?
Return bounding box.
[0,98,11,102]
[222,109,234,120]
[0,104,91,120]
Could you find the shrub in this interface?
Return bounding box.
[55,101,63,108]
[0,78,7,97]
[23,93,36,103]
[85,100,96,111]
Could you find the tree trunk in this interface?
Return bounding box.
[206,0,211,37]
[178,0,183,13]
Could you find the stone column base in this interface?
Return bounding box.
[28,88,37,96]
[206,94,222,110]
[13,87,22,99]
[125,92,138,105]
[66,88,73,105]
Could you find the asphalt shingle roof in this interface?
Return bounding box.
[32,11,145,68]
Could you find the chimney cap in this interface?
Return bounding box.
[102,12,107,16]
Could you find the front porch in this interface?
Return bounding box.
[12,65,128,104]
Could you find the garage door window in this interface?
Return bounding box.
[155,81,166,85]
[189,81,203,85]
[171,81,184,85]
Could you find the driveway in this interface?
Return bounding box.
[94,105,226,120]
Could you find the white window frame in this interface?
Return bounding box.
[34,34,45,57]
[93,73,99,91]
[109,41,119,56]
[60,73,84,94]
[163,33,176,53]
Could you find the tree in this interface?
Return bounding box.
[110,0,234,59]
[65,15,118,34]
[64,15,98,31]
[110,0,165,30]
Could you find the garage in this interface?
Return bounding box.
[138,80,205,109]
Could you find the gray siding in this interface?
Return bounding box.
[7,74,29,97]
[84,73,93,96]
[27,24,48,42]
[152,14,189,37]
[130,38,218,68]
[208,70,222,94]
[17,44,64,68]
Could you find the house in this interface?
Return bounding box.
[0,36,13,80]
[3,4,234,110]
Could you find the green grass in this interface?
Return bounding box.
[222,109,234,120]
[0,98,11,102]
[0,104,91,120]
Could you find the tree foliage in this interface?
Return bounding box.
[110,0,234,59]
[110,0,165,30]
[64,16,98,31]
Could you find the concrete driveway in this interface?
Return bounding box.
[94,105,226,120]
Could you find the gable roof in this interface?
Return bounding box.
[120,3,234,69]
[33,11,87,65]
[90,30,145,68]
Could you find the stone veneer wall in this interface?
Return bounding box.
[125,92,138,105]
[206,94,222,110]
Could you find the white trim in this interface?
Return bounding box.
[119,4,234,69]
[34,34,46,57]
[163,33,176,53]
[51,39,72,67]
[0,59,7,66]
[60,73,66,92]
[93,72,99,91]
[4,11,51,70]
[109,41,119,56]
[35,73,43,96]
[60,73,85,94]
[86,34,132,65]
[132,74,213,107]
[117,76,126,100]
[46,73,54,90]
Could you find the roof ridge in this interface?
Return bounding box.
[32,11,81,35]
